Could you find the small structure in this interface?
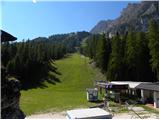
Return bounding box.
[96,81,129,103]
[86,88,98,102]
[66,108,112,119]
[136,82,159,108]
[111,81,159,108]
[95,81,159,108]
[111,81,149,96]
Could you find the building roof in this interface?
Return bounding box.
[111,81,149,89]
[95,80,159,91]
[1,30,17,42]
[135,82,159,91]
[86,88,98,92]
[96,82,129,90]
[111,81,159,91]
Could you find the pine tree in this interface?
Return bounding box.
[95,34,110,73]
[107,33,124,81]
[1,42,10,66]
[125,30,137,81]
[148,20,159,80]
[135,32,154,81]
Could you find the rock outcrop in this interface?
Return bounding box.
[1,67,25,119]
[90,1,159,34]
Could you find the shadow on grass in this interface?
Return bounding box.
[21,61,62,90]
[47,73,61,83]
[90,100,104,103]
[89,100,104,108]
[22,81,48,90]
[58,54,72,60]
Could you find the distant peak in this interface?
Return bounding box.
[90,1,158,34]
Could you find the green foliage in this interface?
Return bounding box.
[125,30,139,81]
[1,42,11,66]
[107,33,125,81]
[95,34,110,73]
[2,31,90,89]
[82,24,158,82]
[83,33,111,75]
[126,30,137,68]
[87,35,99,59]
[2,40,66,89]
[148,20,159,79]
[135,32,155,81]
[48,31,90,53]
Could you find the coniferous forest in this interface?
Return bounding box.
[80,20,159,82]
[2,19,159,90]
[1,31,89,89]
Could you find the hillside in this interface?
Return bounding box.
[20,54,101,115]
[90,1,159,35]
[32,31,90,53]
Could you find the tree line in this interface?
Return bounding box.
[2,40,64,89]
[1,31,89,89]
[80,20,158,82]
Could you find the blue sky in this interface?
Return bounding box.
[1,1,140,41]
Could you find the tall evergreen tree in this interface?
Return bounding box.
[95,34,111,73]
[107,33,124,81]
[125,30,137,81]
[135,32,155,81]
[148,20,159,80]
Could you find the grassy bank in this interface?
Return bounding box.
[20,53,98,115]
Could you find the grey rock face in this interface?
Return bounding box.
[90,20,113,34]
[90,1,159,35]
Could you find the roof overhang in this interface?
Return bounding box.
[96,82,129,90]
[1,30,17,42]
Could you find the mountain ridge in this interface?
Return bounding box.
[90,1,159,35]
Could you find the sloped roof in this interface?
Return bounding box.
[97,81,159,91]
[135,82,159,91]
[96,82,129,90]
[1,30,17,42]
[111,81,149,89]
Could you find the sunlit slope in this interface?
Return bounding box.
[20,53,97,115]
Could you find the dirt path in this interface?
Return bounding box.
[26,111,66,119]
[26,110,159,119]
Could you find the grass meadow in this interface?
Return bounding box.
[20,53,99,115]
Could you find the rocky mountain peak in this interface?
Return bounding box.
[90,1,159,35]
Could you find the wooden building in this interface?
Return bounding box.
[112,81,159,108]
[96,81,159,108]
